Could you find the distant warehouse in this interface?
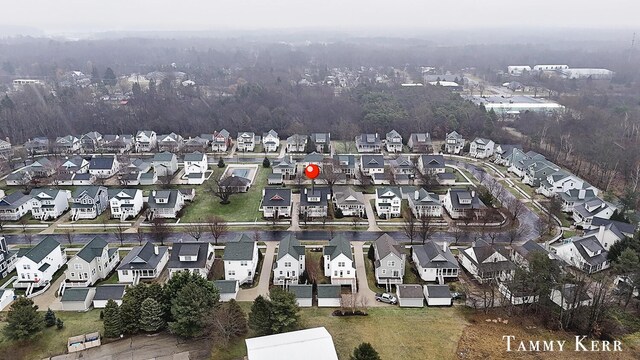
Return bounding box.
[560,68,614,80]
[465,95,564,115]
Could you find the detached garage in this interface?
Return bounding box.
[424,285,452,306]
[93,284,127,308]
[61,287,96,312]
[317,284,341,307]
[214,280,239,302]
[0,289,14,311]
[396,284,424,308]
[288,284,313,307]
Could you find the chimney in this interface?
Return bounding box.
[152,190,156,196]
[471,190,476,198]
[414,190,419,200]
[154,246,159,255]
[442,242,448,252]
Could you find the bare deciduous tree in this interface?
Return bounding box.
[185,221,205,241]
[402,210,418,245]
[207,216,228,244]
[150,217,170,246]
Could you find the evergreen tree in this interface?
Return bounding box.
[44,308,57,327]
[262,157,271,168]
[3,297,44,340]
[139,297,165,332]
[268,287,300,334]
[226,299,248,337]
[103,299,123,338]
[56,318,64,330]
[90,66,100,84]
[132,82,143,98]
[103,67,117,86]
[350,342,381,360]
[367,244,375,261]
[217,157,225,168]
[248,295,273,336]
[168,281,218,338]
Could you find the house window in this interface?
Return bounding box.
[338,262,345,267]
[240,261,248,266]
[284,262,291,267]
[381,269,386,274]
[122,270,128,275]
[23,264,31,270]
[74,264,82,270]
[70,272,75,277]
[388,261,395,267]
[228,270,236,276]
[279,271,283,275]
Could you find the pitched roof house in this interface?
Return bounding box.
[108,188,144,221]
[299,187,331,218]
[469,138,495,159]
[273,234,305,286]
[14,237,65,289]
[223,234,259,285]
[152,152,178,177]
[70,186,108,220]
[373,234,405,287]
[355,133,382,153]
[147,190,185,219]
[211,129,231,152]
[237,132,256,152]
[443,188,486,219]
[310,133,331,153]
[29,188,71,220]
[444,131,465,154]
[407,188,442,218]
[459,240,515,283]
[261,188,292,218]
[323,235,356,290]
[286,134,308,153]
[135,130,157,152]
[375,187,402,219]
[88,155,120,178]
[117,241,169,284]
[168,242,215,279]
[332,186,365,217]
[65,237,120,286]
[412,241,458,282]
[262,129,279,152]
[418,154,445,174]
[157,133,184,152]
[407,133,432,153]
[0,192,32,221]
[385,130,403,153]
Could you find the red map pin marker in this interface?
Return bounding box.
[304,164,320,179]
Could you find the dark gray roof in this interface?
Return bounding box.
[460,239,514,273]
[168,242,211,269]
[374,234,403,260]
[300,187,329,207]
[333,154,356,168]
[590,218,636,236]
[148,190,180,209]
[93,284,127,301]
[89,156,115,170]
[323,235,353,261]
[447,189,485,211]
[61,287,92,302]
[376,187,402,200]
[220,176,251,187]
[288,284,313,299]
[310,133,330,143]
[262,188,292,207]
[303,152,324,163]
[333,186,364,206]
[153,152,176,162]
[361,155,384,169]
[72,186,105,199]
[23,237,60,263]
[0,192,31,209]
[397,284,423,299]
[317,284,341,298]
[213,280,238,294]
[223,234,256,261]
[412,241,458,269]
[75,237,109,263]
[184,152,205,162]
[356,133,381,145]
[513,240,548,260]
[277,234,305,261]
[118,241,168,271]
[420,155,445,169]
[410,133,431,144]
[408,188,440,206]
[30,188,65,200]
[425,285,451,299]
[574,236,607,266]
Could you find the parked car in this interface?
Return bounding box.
[451,292,463,300]
[375,292,397,304]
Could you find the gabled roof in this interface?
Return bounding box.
[397,284,423,299]
[168,242,211,269]
[0,192,31,209]
[183,152,206,162]
[323,235,353,261]
[333,186,365,206]
[447,189,485,210]
[147,189,181,209]
[512,240,548,261]
[262,188,292,207]
[89,156,116,170]
[556,284,591,302]
[118,241,168,270]
[420,155,445,169]
[23,237,60,263]
[361,155,384,169]
[573,236,607,266]
[108,188,140,201]
[590,218,636,236]
[356,133,381,144]
[286,134,307,144]
[310,133,330,143]
[460,239,514,273]
[93,284,126,301]
[263,129,278,138]
[410,133,431,144]
[82,131,102,141]
[220,176,251,188]
[277,234,305,261]
[303,152,324,163]
[61,287,92,302]
[317,284,341,298]
[75,236,109,262]
[30,188,66,201]
[412,241,458,269]
[425,285,451,299]
[72,186,105,200]
[153,151,176,162]
[213,280,238,294]
[223,234,256,261]
[333,154,355,168]
[300,187,329,206]
[409,188,440,206]
[386,129,401,139]
[374,234,403,260]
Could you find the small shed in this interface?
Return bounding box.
[396,284,424,308]
[0,288,15,311]
[424,285,452,306]
[288,284,312,307]
[317,284,341,307]
[61,287,96,312]
[214,280,239,302]
[93,284,127,308]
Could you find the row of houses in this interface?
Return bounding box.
[375,186,485,220]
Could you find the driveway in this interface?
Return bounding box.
[32,272,66,311]
[352,242,387,307]
[236,241,276,301]
[362,194,381,231]
[287,194,301,232]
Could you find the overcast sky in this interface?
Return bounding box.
[2,0,639,34]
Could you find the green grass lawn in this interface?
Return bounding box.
[94,270,119,285]
[562,230,577,239]
[363,254,386,293]
[332,141,356,154]
[446,167,467,183]
[305,250,331,284]
[0,271,16,287]
[180,167,268,222]
[0,310,102,360]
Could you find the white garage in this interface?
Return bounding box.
[396,284,424,308]
[317,284,341,307]
[424,285,452,306]
[214,280,239,302]
[288,284,313,307]
[61,287,96,312]
[92,284,127,308]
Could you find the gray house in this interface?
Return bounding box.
[65,236,119,286]
[152,152,178,177]
[373,234,405,289]
[70,186,108,220]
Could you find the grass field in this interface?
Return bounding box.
[332,141,357,154]
[180,167,268,222]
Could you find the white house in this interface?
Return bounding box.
[14,237,65,290]
[55,135,81,153]
[443,188,486,219]
[168,242,215,279]
[407,188,442,218]
[61,287,96,312]
[237,132,256,152]
[332,186,365,217]
[424,285,452,306]
[355,133,382,153]
[0,237,18,279]
[223,234,259,285]
[412,241,459,283]
[273,234,305,286]
[0,192,32,221]
[550,284,592,310]
[245,327,339,360]
[262,129,280,152]
[135,131,157,152]
[537,170,597,198]
[117,241,169,284]
[88,155,120,178]
[458,240,515,284]
[29,188,71,220]
[147,190,185,219]
[385,130,403,153]
[152,152,178,177]
[469,138,495,159]
[444,131,465,154]
[157,133,184,152]
[572,198,615,228]
[407,133,432,153]
[286,134,307,153]
[552,235,610,274]
[418,154,445,174]
[260,188,292,218]
[108,188,144,221]
[183,152,208,185]
[360,155,385,176]
[375,187,402,219]
[65,237,120,286]
[373,234,405,288]
[323,235,356,290]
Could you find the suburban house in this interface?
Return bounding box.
[0,192,32,221]
[385,130,403,153]
[6,170,32,186]
[219,175,252,193]
[61,287,96,311]
[443,188,486,219]
[167,242,215,279]
[245,327,339,360]
[390,156,415,183]
[459,240,516,284]
[59,156,89,175]
[310,133,331,153]
[560,189,598,213]
[211,129,231,152]
[359,155,385,176]
[146,190,185,219]
[54,135,81,153]
[117,241,169,284]
[29,188,71,220]
[375,187,402,218]
[469,138,495,159]
[418,154,446,174]
[0,139,11,160]
[14,237,65,289]
[88,155,120,178]
[333,154,357,179]
[30,158,56,177]
[286,134,307,153]
[261,188,292,218]
[214,280,239,302]
[273,234,305,286]
[373,234,405,288]
[80,132,103,153]
[444,131,465,154]
[135,131,157,152]
[262,129,279,152]
[302,152,324,168]
[537,170,596,198]
[552,235,610,274]
[332,186,365,217]
[152,152,178,177]
[493,144,522,166]
[550,284,592,310]
[408,188,442,218]
[510,240,551,269]
[100,134,135,154]
[323,235,356,290]
[507,150,547,178]
[65,237,120,286]
[396,284,424,308]
[93,284,127,308]
[236,132,256,152]
[0,237,18,279]
[272,157,297,180]
[522,159,561,188]
[25,137,50,155]
[70,186,108,220]
[299,187,331,218]
[223,234,259,285]
[108,188,144,220]
[572,198,615,228]
[412,241,459,283]
[157,133,184,152]
[355,133,382,153]
[183,136,209,153]
[587,217,637,237]
[183,152,208,185]
[407,133,432,153]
